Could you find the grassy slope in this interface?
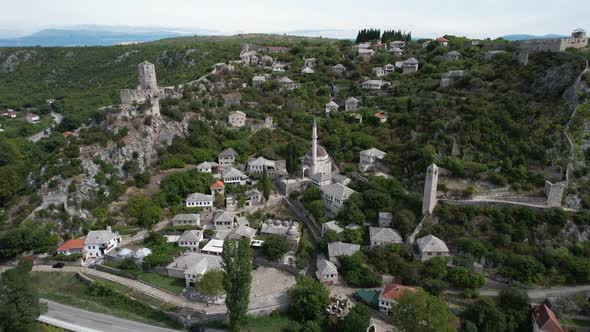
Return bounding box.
[31,271,180,329]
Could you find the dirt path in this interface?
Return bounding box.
[33,265,223,313]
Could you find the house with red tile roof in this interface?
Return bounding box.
[56,238,85,256]
[378,284,417,314]
[532,304,565,332]
[210,180,225,195]
[1,110,17,118]
[436,37,449,47]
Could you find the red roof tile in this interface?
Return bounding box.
[210,180,225,189]
[375,112,387,119]
[436,37,449,42]
[532,304,565,332]
[380,284,416,301]
[57,238,85,252]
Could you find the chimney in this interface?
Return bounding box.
[106,226,112,232]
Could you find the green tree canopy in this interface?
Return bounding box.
[262,234,290,261]
[391,289,454,332]
[222,238,253,332]
[0,260,41,332]
[197,270,225,297]
[288,276,330,324]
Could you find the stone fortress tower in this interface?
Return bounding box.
[119,61,161,116]
[515,28,588,65]
[138,61,158,90]
[422,163,439,215]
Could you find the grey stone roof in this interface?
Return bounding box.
[248,156,275,167]
[311,172,332,183]
[363,79,386,85]
[416,234,449,253]
[369,227,403,243]
[261,220,299,237]
[235,216,249,227]
[326,100,339,108]
[252,75,266,81]
[219,148,238,158]
[197,161,218,169]
[404,57,419,65]
[214,211,235,223]
[179,230,203,243]
[443,70,467,78]
[390,47,403,52]
[320,183,355,200]
[379,212,393,222]
[172,214,200,222]
[229,111,246,117]
[328,241,360,258]
[333,63,346,69]
[447,50,461,56]
[167,252,222,275]
[301,67,315,74]
[360,148,386,158]
[85,230,118,245]
[223,167,248,179]
[316,256,338,276]
[279,76,294,83]
[230,225,257,239]
[245,188,261,198]
[346,97,359,103]
[186,193,213,202]
[323,220,344,234]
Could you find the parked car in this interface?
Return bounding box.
[52,262,65,268]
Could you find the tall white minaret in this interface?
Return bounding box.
[312,118,318,174]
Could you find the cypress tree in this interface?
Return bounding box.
[286,141,297,175]
[222,238,253,332]
[262,165,271,201]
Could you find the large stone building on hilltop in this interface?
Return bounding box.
[120,61,171,116]
[517,29,588,53]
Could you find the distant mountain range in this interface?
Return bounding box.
[500,34,567,41]
[0,27,197,47]
[0,25,573,47]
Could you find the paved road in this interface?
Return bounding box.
[28,112,64,142]
[443,284,590,301]
[480,284,590,301]
[39,299,180,332]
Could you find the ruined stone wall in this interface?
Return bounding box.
[518,38,566,53]
[545,180,567,207]
[120,88,154,105]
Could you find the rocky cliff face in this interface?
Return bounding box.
[0,50,37,72]
[81,114,188,175]
[34,113,191,219]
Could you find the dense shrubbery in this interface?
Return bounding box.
[338,252,382,287]
[0,221,59,259]
[422,205,590,285]
[156,170,214,206]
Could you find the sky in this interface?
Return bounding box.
[0,0,588,39]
